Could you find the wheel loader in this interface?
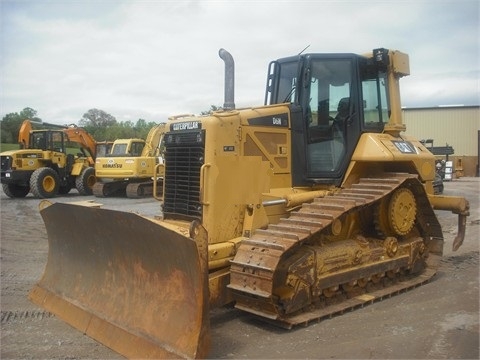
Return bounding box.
[92,123,165,198]
[29,48,470,359]
[1,120,99,198]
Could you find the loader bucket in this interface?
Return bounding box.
[29,202,210,359]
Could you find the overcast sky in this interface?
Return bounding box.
[1,0,479,125]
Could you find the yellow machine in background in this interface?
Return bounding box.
[94,140,114,158]
[92,123,165,198]
[0,120,98,198]
[30,48,469,358]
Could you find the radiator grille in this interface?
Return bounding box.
[163,130,205,220]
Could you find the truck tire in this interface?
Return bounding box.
[2,183,30,198]
[76,167,95,195]
[30,167,60,198]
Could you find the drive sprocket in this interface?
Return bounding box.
[375,187,416,237]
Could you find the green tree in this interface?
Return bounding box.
[77,109,118,141]
[79,109,117,128]
[19,107,41,122]
[135,118,148,129]
[134,118,157,139]
[113,121,135,139]
[73,112,161,142]
[1,107,41,143]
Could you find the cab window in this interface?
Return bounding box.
[112,144,127,156]
[130,142,145,156]
[360,60,389,130]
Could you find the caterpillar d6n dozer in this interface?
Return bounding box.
[29,48,470,359]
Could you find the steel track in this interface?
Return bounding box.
[228,174,443,327]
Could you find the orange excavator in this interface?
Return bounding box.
[30,48,469,358]
[1,120,99,198]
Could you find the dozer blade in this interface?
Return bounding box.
[29,202,210,359]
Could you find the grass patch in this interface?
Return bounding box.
[0,143,86,155]
[0,143,20,152]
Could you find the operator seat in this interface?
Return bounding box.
[335,97,350,124]
[332,97,349,134]
[308,98,349,172]
[329,98,348,168]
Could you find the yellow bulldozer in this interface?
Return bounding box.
[92,123,166,198]
[29,48,469,358]
[0,120,100,198]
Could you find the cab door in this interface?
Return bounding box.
[301,55,360,184]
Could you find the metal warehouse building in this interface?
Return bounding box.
[402,105,479,177]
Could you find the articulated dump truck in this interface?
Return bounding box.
[29,48,470,359]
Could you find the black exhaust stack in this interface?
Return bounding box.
[218,48,235,110]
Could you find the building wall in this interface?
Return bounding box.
[402,106,479,177]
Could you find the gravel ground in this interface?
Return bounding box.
[1,178,479,359]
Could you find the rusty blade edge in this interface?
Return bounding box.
[29,284,205,359]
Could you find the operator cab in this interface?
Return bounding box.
[265,49,390,186]
[110,140,145,157]
[30,130,66,153]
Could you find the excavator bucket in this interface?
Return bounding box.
[29,202,210,359]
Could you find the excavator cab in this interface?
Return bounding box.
[109,139,146,156]
[29,130,65,152]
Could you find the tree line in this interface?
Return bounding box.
[1,107,160,144]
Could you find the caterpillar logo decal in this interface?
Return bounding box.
[171,121,201,131]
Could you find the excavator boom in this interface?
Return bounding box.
[142,122,166,157]
[63,125,98,161]
[18,120,33,148]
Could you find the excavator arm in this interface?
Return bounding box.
[18,120,33,148]
[141,123,166,157]
[18,120,98,161]
[63,125,98,162]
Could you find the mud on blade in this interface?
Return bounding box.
[29,202,210,359]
